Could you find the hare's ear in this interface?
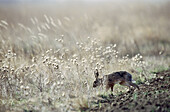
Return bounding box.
[94,69,99,78]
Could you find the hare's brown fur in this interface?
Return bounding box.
[93,70,139,91]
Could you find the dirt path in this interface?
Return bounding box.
[86,70,170,112]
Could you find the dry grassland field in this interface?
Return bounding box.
[0,0,170,112]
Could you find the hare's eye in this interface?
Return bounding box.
[94,81,97,84]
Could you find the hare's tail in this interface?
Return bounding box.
[132,80,136,83]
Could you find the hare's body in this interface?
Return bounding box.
[93,70,139,91]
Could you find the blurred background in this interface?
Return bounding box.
[0,0,170,57]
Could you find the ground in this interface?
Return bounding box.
[84,70,170,112]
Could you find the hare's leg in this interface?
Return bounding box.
[106,84,114,92]
[119,81,131,91]
[110,84,115,92]
[129,82,139,90]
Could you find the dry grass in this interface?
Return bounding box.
[0,1,170,111]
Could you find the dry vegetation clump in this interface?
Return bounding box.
[0,1,170,111]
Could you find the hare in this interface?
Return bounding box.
[93,69,139,91]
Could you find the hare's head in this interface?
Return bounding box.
[93,69,103,88]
